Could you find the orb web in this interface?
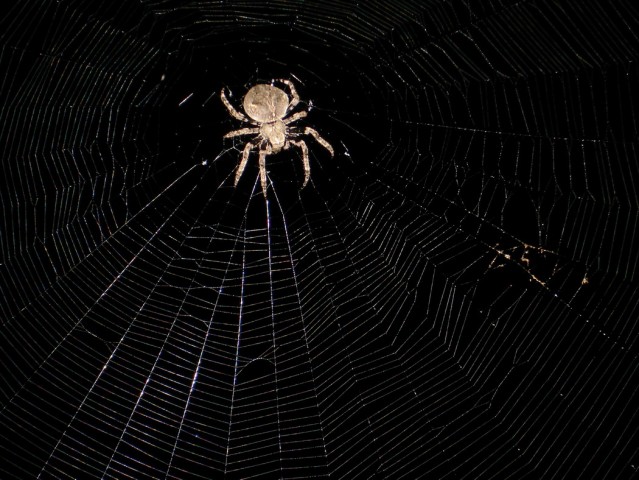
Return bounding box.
[1,0,639,479]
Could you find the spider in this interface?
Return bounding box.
[221,79,334,196]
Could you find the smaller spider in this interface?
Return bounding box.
[221,79,334,196]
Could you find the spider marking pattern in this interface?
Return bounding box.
[221,79,334,196]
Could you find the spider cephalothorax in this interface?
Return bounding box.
[221,79,334,196]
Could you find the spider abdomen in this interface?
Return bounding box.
[244,84,289,123]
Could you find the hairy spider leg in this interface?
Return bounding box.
[275,79,300,112]
[305,127,334,156]
[283,111,308,125]
[224,127,260,139]
[220,88,256,124]
[258,145,273,196]
[290,140,311,187]
[235,141,257,186]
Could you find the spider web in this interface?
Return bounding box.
[1,0,639,478]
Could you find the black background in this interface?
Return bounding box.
[1,0,639,479]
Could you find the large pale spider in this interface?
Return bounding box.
[221,79,334,196]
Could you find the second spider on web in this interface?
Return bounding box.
[220,79,334,197]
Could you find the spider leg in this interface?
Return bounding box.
[283,110,307,125]
[275,79,300,112]
[220,88,256,124]
[304,127,334,157]
[258,145,273,197]
[235,141,256,186]
[224,127,260,139]
[291,140,311,188]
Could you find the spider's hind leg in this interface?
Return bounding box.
[275,79,300,112]
[283,111,307,125]
[221,88,255,124]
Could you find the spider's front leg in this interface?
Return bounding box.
[224,127,260,139]
[220,88,255,124]
[258,145,273,197]
[290,140,311,188]
[305,127,334,157]
[235,141,257,186]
